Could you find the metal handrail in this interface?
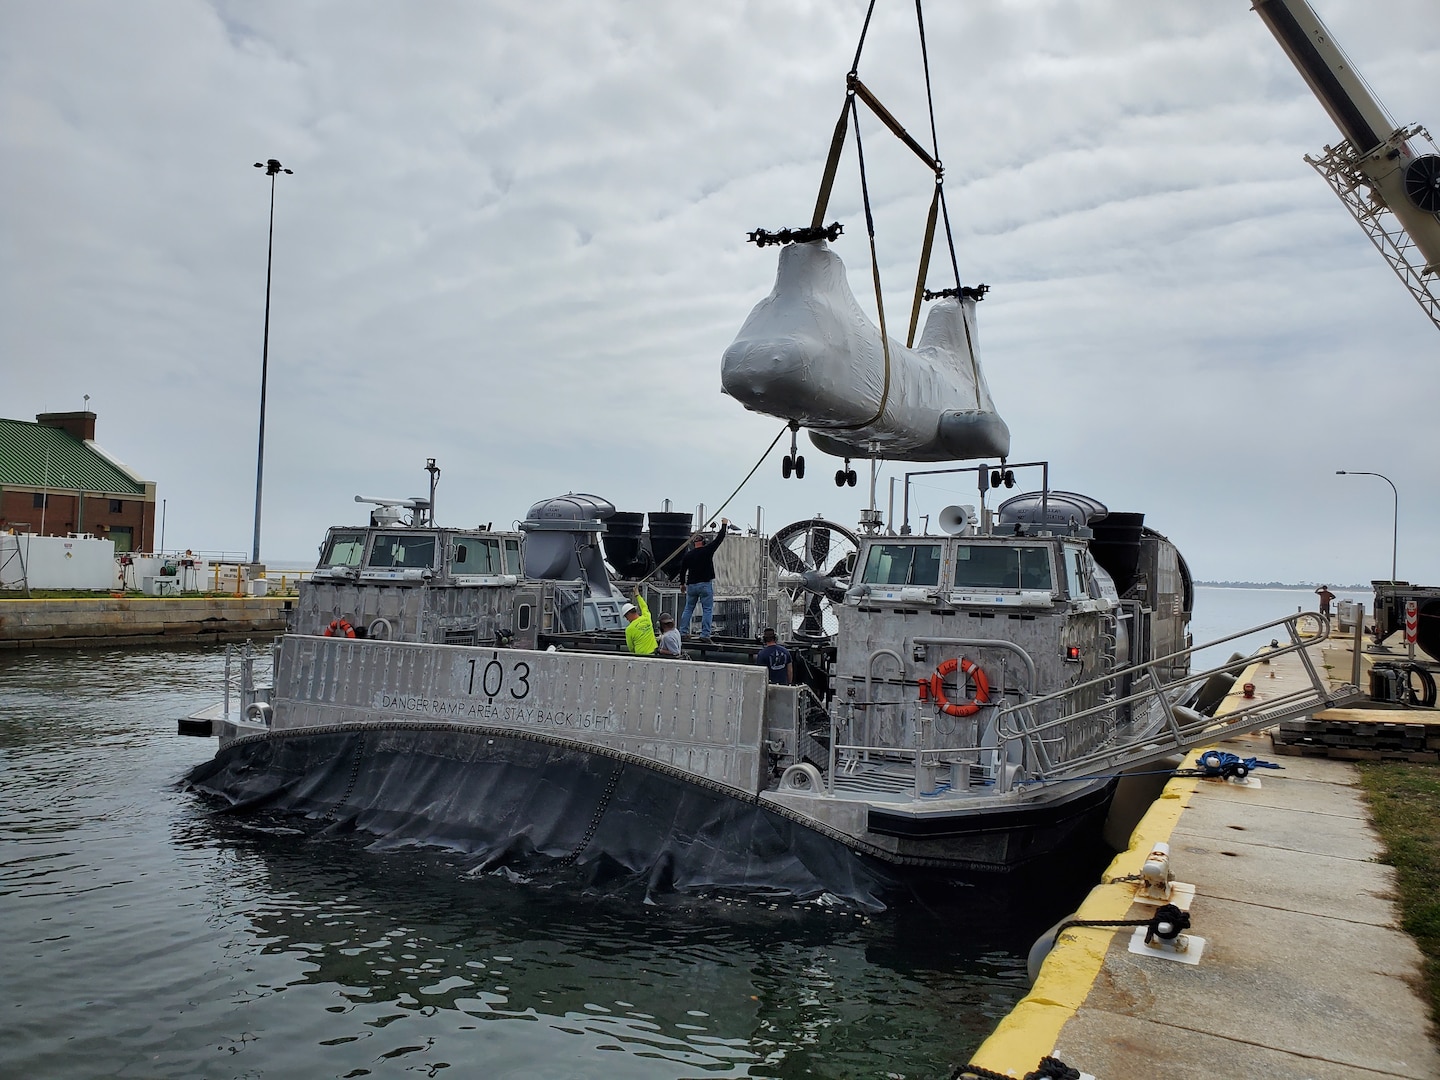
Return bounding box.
[994,610,1332,742]
[820,610,1347,799]
[825,701,1000,797]
[222,639,280,720]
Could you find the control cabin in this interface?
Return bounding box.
[829,505,1192,786]
[299,524,534,646]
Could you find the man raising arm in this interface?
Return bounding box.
[623,591,658,656]
[679,518,730,642]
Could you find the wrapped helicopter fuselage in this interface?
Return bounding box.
[721,241,1010,462]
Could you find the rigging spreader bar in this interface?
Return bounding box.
[747,222,844,247]
[925,285,990,302]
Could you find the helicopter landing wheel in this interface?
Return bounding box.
[782,421,805,480]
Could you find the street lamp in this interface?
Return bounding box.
[1336,470,1398,581]
[251,157,293,567]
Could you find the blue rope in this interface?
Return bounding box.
[1187,749,1283,780]
[1013,753,1283,788]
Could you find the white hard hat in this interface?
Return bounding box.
[621,603,637,617]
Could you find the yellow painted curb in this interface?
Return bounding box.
[968,661,1266,1075]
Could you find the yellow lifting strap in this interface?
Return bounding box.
[907,184,941,349]
[810,94,852,231]
[811,77,941,230]
[850,78,938,173]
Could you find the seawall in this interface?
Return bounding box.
[0,597,290,649]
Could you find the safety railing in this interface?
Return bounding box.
[222,639,281,720]
[817,611,1358,800]
[995,610,1357,784]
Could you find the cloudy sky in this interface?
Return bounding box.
[3,0,1437,586]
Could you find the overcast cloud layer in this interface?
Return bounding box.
[3,0,1437,586]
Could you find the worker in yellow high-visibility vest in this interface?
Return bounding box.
[622,591,657,656]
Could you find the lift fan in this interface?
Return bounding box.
[1404,154,1440,214]
[768,517,860,641]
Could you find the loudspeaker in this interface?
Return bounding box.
[938,504,974,536]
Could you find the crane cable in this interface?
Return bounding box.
[805,0,980,432]
[907,0,943,349]
[648,421,792,579]
[913,0,982,391]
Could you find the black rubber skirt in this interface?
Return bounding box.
[185,724,891,910]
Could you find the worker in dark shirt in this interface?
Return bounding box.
[679,518,730,642]
[756,628,793,685]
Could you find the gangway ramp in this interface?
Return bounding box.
[1003,612,1364,786]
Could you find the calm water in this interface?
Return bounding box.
[1190,584,1371,669]
[0,587,1348,1078]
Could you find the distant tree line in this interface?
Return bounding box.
[1195,580,1370,591]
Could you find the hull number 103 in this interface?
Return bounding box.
[466,652,531,701]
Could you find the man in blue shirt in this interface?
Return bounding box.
[756,628,793,685]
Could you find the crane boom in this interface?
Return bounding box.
[1253,0,1440,330]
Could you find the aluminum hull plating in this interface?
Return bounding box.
[187,629,1166,897]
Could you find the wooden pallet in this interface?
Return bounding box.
[1273,705,1440,761]
[1278,720,1440,752]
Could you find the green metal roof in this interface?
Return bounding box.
[0,419,148,495]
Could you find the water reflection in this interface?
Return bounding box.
[174,808,1091,1077]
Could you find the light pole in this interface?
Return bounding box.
[251,158,293,567]
[1336,470,1399,581]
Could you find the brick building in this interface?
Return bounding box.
[0,412,157,553]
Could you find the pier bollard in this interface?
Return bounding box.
[1352,604,1364,688]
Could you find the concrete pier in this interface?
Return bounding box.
[970,640,1439,1079]
[0,596,290,649]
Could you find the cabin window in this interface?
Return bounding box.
[367,533,438,570]
[503,538,522,575]
[517,603,532,631]
[1062,546,1087,598]
[320,531,366,568]
[1020,548,1054,591]
[452,536,502,574]
[953,545,1053,591]
[861,543,942,586]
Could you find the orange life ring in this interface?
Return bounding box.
[928,656,990,717]
[324,618,356,638]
